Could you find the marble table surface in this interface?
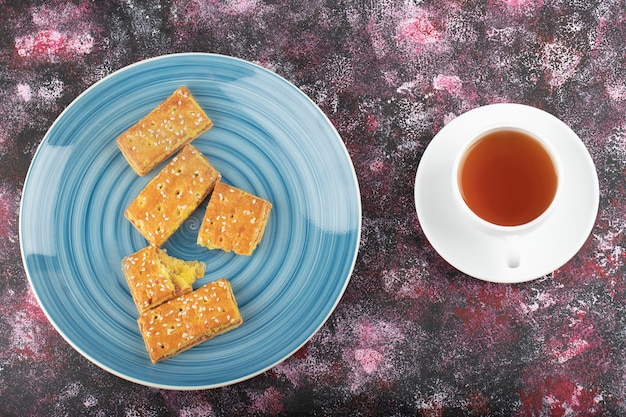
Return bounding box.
[2,1,626,415]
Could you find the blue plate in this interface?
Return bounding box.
[20,53,361,389]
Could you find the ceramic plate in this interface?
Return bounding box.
[414,103,598,283]
[20,53,361,389]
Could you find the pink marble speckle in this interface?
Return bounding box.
[396,12,442,52]
[433,74,463,95]
[15,29,94,60]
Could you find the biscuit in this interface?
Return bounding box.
[125,144,221,246]
[197,181,272,256]
[137,278,243,363]
[117,86,213,176]
[122,245,206,314]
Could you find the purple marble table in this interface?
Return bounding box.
[2,1,625,415]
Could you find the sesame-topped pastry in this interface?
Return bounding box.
[125,144,221,246]
[197,181,272,256]
[117,86,213,176]
[136,278,243,363]
[121,245,206,314]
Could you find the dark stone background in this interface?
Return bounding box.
[1,1,625,415]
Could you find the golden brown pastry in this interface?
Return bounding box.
[197,181,272,256]
[136,278,243,363]
[124,144,221,246]
[117,85,213,176]
[121,245,206,314]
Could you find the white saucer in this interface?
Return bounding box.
[414,103,599,283]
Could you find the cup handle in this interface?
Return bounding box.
[505,235,521,268]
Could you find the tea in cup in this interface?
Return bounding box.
[453,126,561,268]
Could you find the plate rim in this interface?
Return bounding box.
[19,52,362,389]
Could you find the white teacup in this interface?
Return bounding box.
[451,124,562,268]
